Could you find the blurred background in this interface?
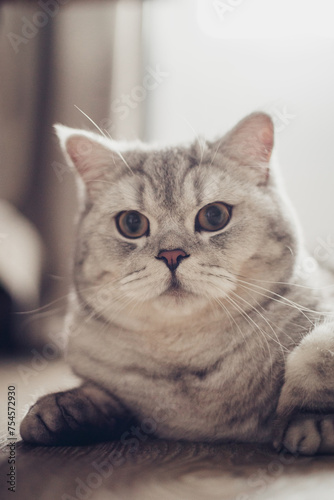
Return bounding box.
[1,0,334,353]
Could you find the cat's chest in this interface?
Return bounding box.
[68,319,283,441]
[108,347,281,441]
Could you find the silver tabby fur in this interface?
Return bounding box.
[21,113,334,454]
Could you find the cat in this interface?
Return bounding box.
[20,112,334,455]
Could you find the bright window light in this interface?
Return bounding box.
[197,0,334,39]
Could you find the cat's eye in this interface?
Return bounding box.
[195,202,232,232]
[116,211,149,239]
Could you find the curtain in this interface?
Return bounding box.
[0,0,143,350]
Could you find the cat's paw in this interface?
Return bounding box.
[20,386,123,445]
[273,412,334,455]
[273,323,334,455]
[20,390,101,445]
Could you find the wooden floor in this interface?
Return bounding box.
[1,357,334,500]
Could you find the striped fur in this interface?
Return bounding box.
[21,113,334,454]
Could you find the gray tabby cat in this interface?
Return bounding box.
[20,112,334,455]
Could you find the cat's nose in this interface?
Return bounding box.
[156,249,189,272]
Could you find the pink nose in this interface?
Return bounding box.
[157,249,189,271]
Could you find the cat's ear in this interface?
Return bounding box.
[54,125,124,200]
[214,112,274,186]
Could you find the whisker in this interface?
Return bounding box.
[15,297,68,316]
[74,105,134,175]
[213,296,251,350]
[207,280,273,363]
[233,277,324,320]
[175,112,206,165]
[16,278,120,317]
[209,267,328,322]
[236,272,334,292]
[229,289,289,354]
[74,105,107,138]
[224,294,274,376]
[239,287,307,341]
[208,138,223,170]
[234,280,316,327]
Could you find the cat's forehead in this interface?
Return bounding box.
[113,145,247,215]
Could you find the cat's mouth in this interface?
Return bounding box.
[162,274,189,298]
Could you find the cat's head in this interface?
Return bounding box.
[56,112,300,327]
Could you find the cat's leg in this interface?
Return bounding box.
[273,321,334,455]
[20,382,133,445]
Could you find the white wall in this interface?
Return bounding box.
[143,0,334,259]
